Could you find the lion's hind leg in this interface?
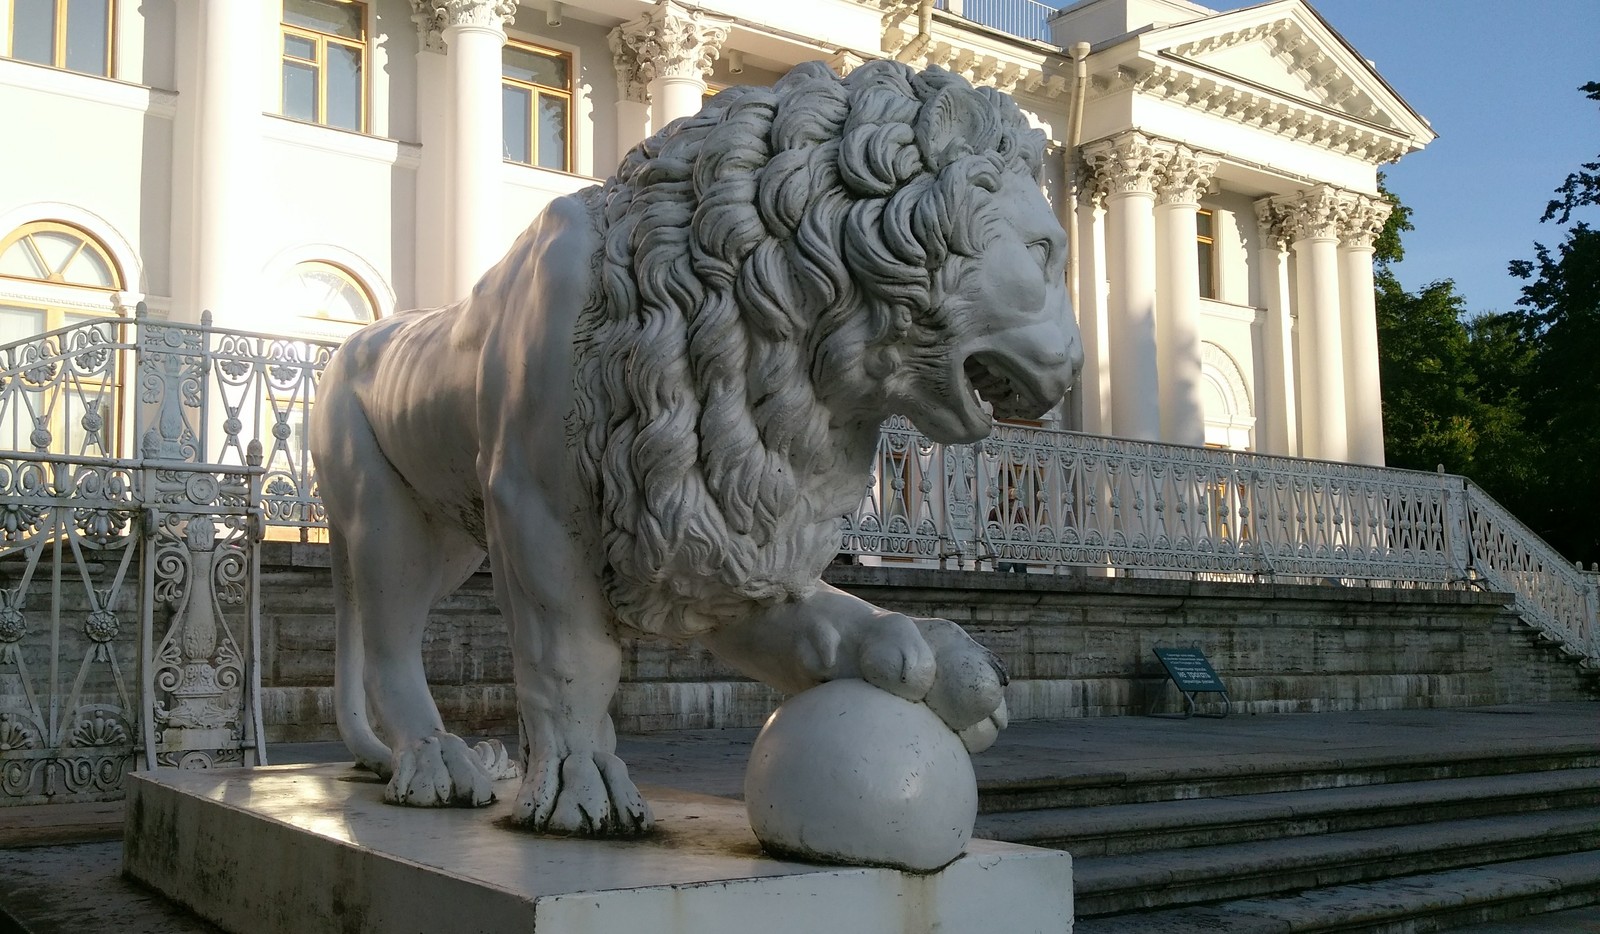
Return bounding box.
[315,388,502,808]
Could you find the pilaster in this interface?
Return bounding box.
[1254,198,1298,457]
[608,24,654,155]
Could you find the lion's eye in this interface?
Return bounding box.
[1027,239,1052,270]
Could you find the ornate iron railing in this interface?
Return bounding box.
[1,312,1594,805]
[0,312,268,806]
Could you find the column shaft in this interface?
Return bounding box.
[413,46,451,308]
[1155,200,1205,446]
[1294,235,1347,461]
[1340,245,1383,465]
[445,22,506,297]
[1106,190,1161,440]
[1076,195,1111,436]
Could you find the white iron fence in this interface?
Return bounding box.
[1,314,1594,804]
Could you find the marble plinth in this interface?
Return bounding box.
[124,764,1072,934]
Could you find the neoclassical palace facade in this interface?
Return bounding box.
[0,0,1432,463]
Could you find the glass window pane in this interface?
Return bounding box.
[0,307,47,345]
[64,0,110,75]
[1197,242,1216,299]
[536,94,568,171]
[283,264,372,322]
[502,85,531,164]
[10,0,55,65]
[283,0,363,40]
[284,32,316,60]
[0,238,49,279]
[325,42,362,130]
[1197,210,1213,238]
[63,247,115,288]
[31,231,78,275]
[503,45,568,88]
[283,61,318,122]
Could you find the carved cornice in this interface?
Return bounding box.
[410,0,516,53]
[1272,185,1345,243]
[1156,147,1220,206]
[1336,193,1393,250]
[827,50,870,78]
[1091,61,1409,164]
[611,1,731,87]
[881,19,1062,99]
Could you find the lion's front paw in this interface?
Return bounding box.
[849,613,937,702]
[384,731,496,807]
[511,750,653,836]
[915,617,1009,749]
[474,738,522,781]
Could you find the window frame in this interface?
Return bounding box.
[280,260,377,327]
[279,0,369,133]
[501,38,573,172]
[0,221,126,457]
[6,0,114,77]
[1196,208,1218,301]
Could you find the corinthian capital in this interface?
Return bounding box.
[1336,193,1393,250]
[1156,146,1220,206]
[1081,131,1170,198]
[1272,185,1343,243]
[411,0,516,52]
[608,26,652,104]
[611,0,730,87]
[1253,197,1294,250]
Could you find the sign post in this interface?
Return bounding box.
[1151,646,1230,719]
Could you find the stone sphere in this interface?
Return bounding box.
[744,678,977,872]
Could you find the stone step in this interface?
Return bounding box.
[977,767,1600,856]
[1072,805,1600,917]
[1074,851,1600,934]
[977,745,1600,812]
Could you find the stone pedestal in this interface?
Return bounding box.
[124,764,1073,934]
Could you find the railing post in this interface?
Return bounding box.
[1440,466,1472,584]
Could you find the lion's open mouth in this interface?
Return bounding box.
[964,352,1051,420]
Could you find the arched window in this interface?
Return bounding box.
[277,260,375,325]
[1200,342,1255,451]
[0,221,125,455]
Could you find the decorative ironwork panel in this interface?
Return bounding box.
[1465,483,1599,663]
[0,456,141,804]
[137,311,336,535]
[0,320,132,459]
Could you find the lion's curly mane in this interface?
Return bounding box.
[570,60,1046,637]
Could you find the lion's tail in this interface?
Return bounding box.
[330,528,393,775]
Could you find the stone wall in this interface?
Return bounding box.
[258,546,1598,743]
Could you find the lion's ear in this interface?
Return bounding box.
[914,86,999,172]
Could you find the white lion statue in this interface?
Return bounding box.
[309,60,1081,836]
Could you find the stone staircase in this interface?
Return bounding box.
[974,730,1600,933]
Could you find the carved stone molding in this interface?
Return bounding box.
[1336,194,1393,250]
[1273,185,1344,243]
[1254,197,1295,250]
[1082,132,1168,198]
[828,49,870,78]
[608,26,652,105]
[611,0,731,88]
[1156,147,1220,206]
[410,0,517,53]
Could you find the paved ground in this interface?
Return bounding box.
[0,702,1596,933]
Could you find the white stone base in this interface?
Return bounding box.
[124,764,1072,934]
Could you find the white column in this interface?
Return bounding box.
[1075,185,1111,436]
[607,27,653,157]
[172,0,262,325]
[440,1,514,298]
[1338,195,1392,466]
[1280,186,1347,462]
[1253,198,1299,457]
[410,7,452,308]
[1084,133,1165,441]
[611,1,730,132]
[1153,147,1218,447]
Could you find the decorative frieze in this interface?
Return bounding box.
[610,1,731,87]
[410,0,516,53]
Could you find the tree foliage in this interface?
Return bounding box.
[1375,80,1600,564]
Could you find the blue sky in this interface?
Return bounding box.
[1293,0,1600,315]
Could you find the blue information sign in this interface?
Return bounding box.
[1152,646,1229,718]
